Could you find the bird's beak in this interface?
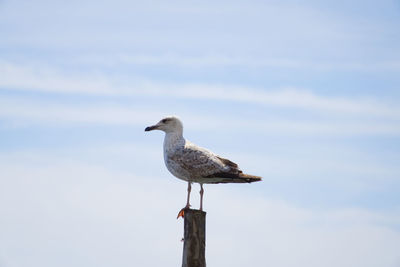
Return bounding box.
[145,124,159,131]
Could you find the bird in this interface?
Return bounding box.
[145,116,261,217]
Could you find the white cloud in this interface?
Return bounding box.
[0,153,399,267]
[1,61,399,121]
[2,0,398,67]
[0,61,117,95]
[1,60,399,138]
[75,53,400,72]
[1,93,400,136]
[165,85,400,119]
[0,92,169,128]
[206,191,400,267]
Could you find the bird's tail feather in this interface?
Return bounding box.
[238,173,262,183]
[205,172,262,184]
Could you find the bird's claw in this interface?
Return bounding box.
[177,205,190,219]
[177,209,185,219]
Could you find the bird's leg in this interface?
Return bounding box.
[177,182,192,219]
[186,182,192,208]
[199,183,204,211]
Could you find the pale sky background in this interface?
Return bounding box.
[1,0,400,266]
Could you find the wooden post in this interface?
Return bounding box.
[182,208,206,267]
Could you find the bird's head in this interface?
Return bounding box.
[145,116,183,134]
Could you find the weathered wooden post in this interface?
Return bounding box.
[182,208,206,267]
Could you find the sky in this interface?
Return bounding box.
[1,0,400,266]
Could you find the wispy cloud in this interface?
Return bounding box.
[1,61,399,120]
[75,53,400,72]
[0,96,162,127]
[3,0,398,69]
[0,61,117,95]
[166,85,400,118]
[207,198,400,267]
[1,59,399,136]
[1,94,400,136]
[0,154,399,267]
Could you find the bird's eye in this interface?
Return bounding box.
[161,119,168,123]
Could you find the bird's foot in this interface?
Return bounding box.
[177,204,191,219]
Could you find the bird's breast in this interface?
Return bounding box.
[164,150,191,181]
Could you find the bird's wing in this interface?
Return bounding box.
[168,143,229,177]
[167,141,243,178]
[168,141,261,183]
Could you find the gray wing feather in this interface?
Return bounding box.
[167,141,261,184]
[169,144,229,178]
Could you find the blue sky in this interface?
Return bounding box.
[1,0,400,266]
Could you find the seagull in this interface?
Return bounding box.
[145,116,261,216]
